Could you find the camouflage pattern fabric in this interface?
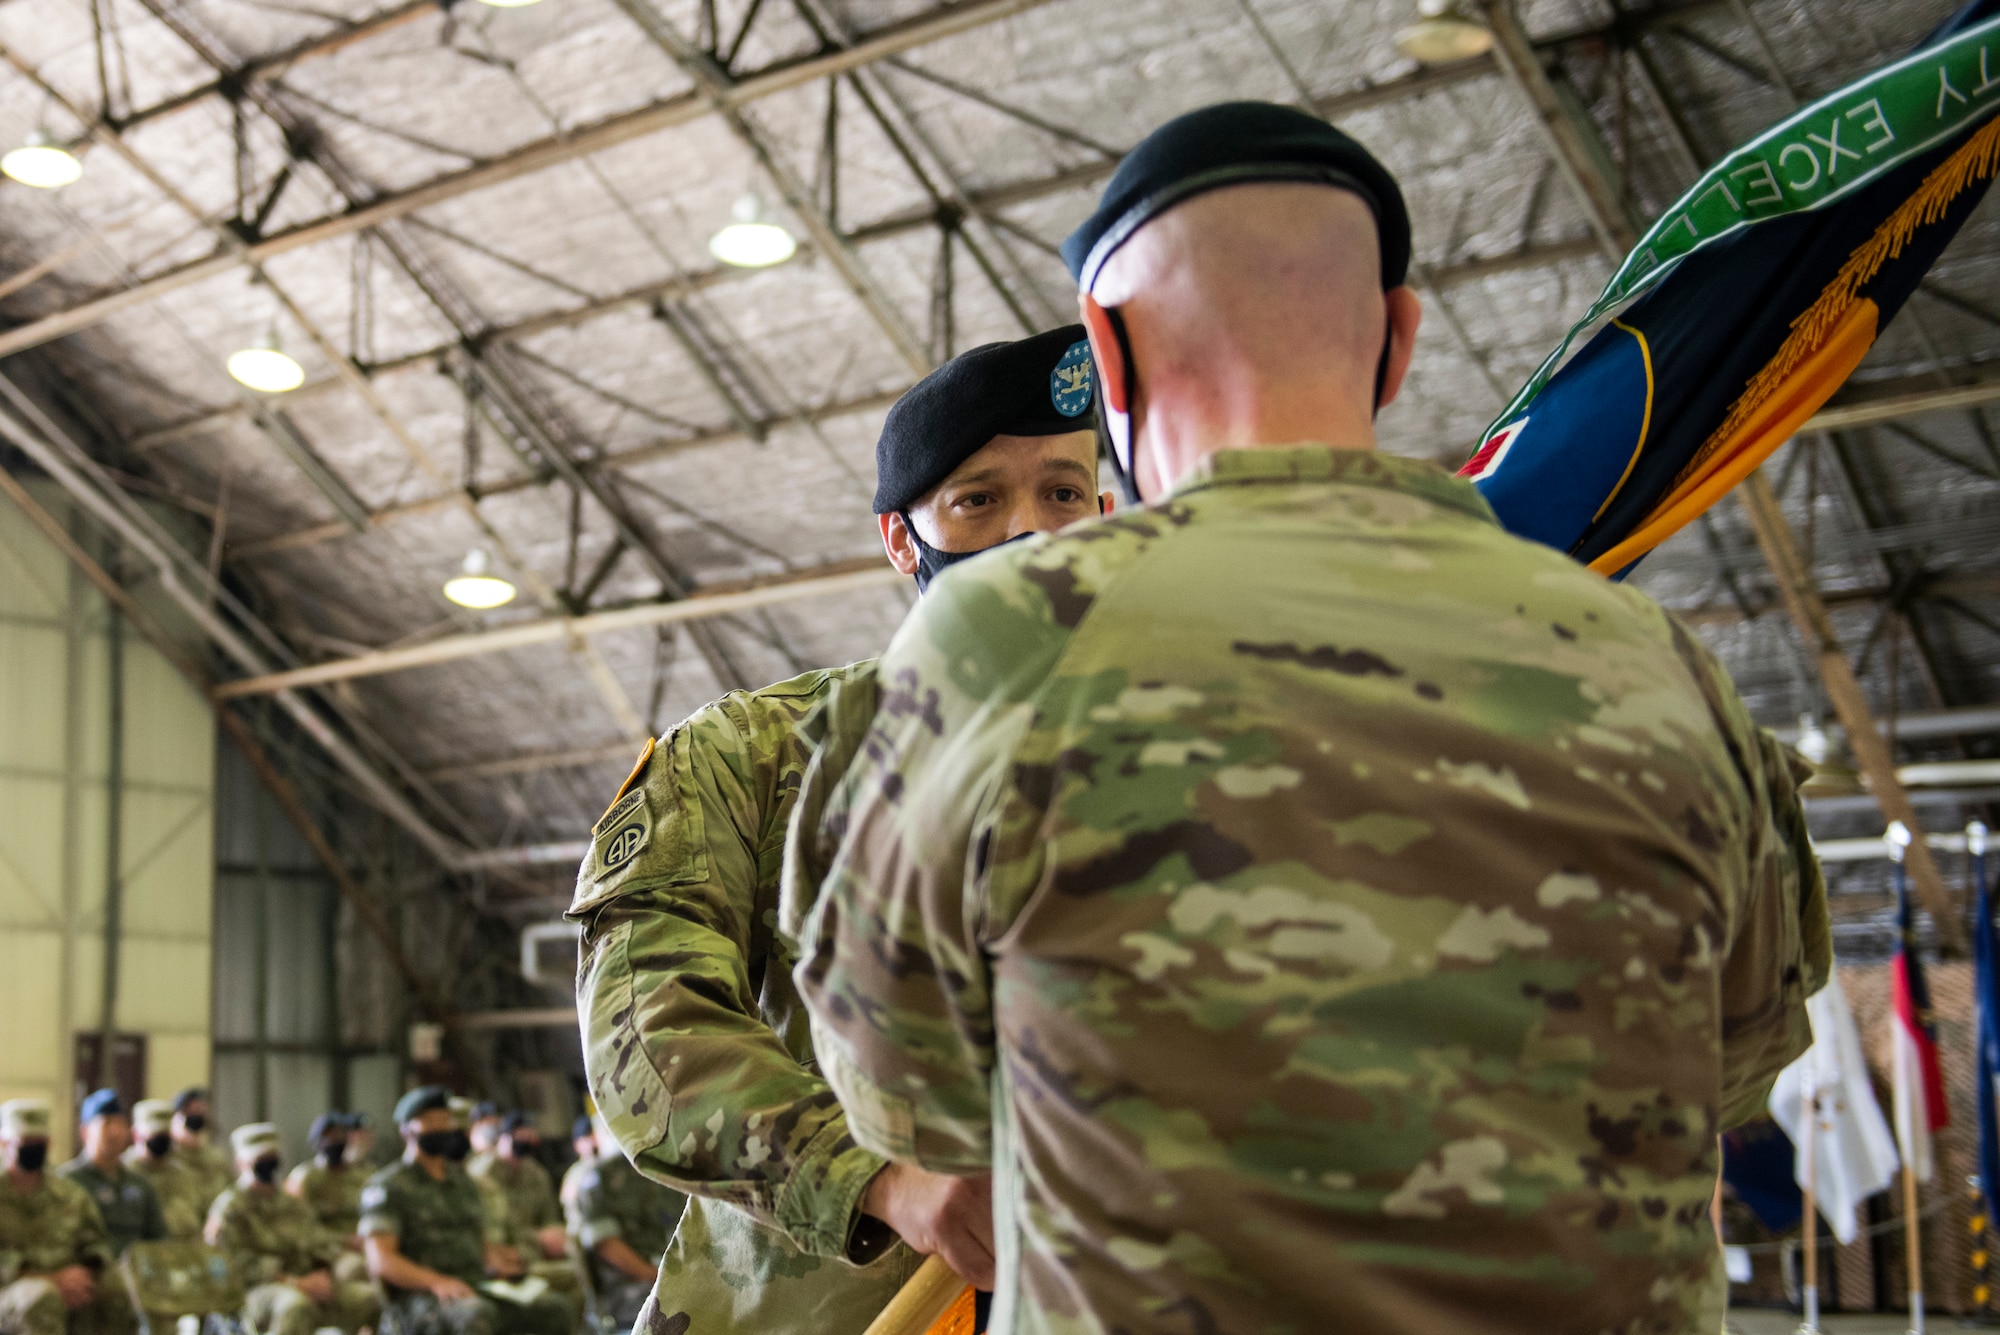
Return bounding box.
[569,1151,684,1286]
[789,447,1832,1335]
[0,1172,119,1335]
[570,664,921,1335]
[555,1162,588,1221]
[54,1163,161,1258]
[466,1171,571,1294]
[206,1181,345,1285]
[377,1289,570,1335]
[358,1162,487,1287]
[467,1157,562,1236]
[284,1162,364,1238]
[171,1146,233,1223]
[242,1278,377,1335]
[119,1153,203,1243]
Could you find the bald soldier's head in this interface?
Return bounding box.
[1064,103,1421,501]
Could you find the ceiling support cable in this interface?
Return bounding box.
[1479,0,1639,259]
[1738,471,1965,947]
[0,0,1066,364]
[603,0,933,376]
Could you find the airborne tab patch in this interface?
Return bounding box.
[593,789,652,878]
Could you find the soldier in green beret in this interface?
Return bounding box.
[56,1091,162,1258]
[571,328,1109,1334]
[567,1146,684,1328]
[205,1124,376,1335]
[358,1089,574,1335]
[120,1103,201,1243]
[0,1098,124,1335]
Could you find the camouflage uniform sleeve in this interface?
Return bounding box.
[1667,616,1831,1126]
[569,1167,621,1252]
[794,545,1086,1173]
[214,1196,278,1287]
[571,692,889,1260]
[356,1178,399,1240]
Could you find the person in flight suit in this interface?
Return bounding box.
[56,1093,160,1258]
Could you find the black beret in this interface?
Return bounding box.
[471,1101,499,1121]
[571,1116,596,1142]
[346,1111,371,1129]
[308,1112,347,1146]
[393,1085,451,1126]
[501,1111,534,1135]
[1061,101,1410,294]
[79,1089,125,1123]
[172,1087,207,1112]
[872,325,1097,515]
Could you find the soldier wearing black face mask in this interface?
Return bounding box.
[168,1088,230,1220]
[358,1088,575,1335]
[122,1100,203,1241]
[285,1113,364,1243]
[208,1123,377,1335]
[0,1099,121,1335]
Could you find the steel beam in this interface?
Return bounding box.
[1737,470,1963,948]
[210,557,901,698]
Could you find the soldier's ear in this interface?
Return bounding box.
[878,512,920,576]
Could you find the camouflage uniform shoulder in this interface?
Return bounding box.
[569,661,876,919]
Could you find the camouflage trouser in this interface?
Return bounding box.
[382,1289,576,1335]
[522,1262,576,1296]
[0,1277,133,1335]
[331,1254,369,1286]
[244,1281,380,1335]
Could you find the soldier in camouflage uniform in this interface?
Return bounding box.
[285,1114,364,1241]
[571,328,1112,1334]
[0,1099,122,1335]
[206,1124,376,1335]
[567,1149,685,1328]
[57,1093,161,1259]
[167,1092,230,1222]
[359,1087,574,1335]
[121,1103,201,1243]
[790,103,1832,1335]
[556,1122,594,1222]
[467,1117,569,1282]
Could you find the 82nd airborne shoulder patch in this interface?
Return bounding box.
[592,788,652,879]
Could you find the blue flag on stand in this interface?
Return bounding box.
[1973,824,2000,1234]
[1467,0,2000,576]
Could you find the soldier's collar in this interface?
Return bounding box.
[1168,446,1498,523]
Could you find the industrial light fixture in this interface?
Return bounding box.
[443,548,517,609]
[1393,0,1493,65]
[226,330,306,393]
[708,194,797,268]
[1,131,83,189]
[475,0,544,10]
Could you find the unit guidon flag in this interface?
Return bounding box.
[1465,0,2000,577]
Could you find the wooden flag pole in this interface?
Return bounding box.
[1801,1074,1821,1335]
[1903,1162,1926,1335]
[862,1256,972,1335]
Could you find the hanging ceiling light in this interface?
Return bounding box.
[1394,0,1493,65]
[1,131,83,190]
[226,329,306,394]
[708,194,798,268]
[475,0,544,10]
[443,548,517,610]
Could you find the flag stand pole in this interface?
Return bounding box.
[1800,1072,1821,1335]
[1903,1162,1925,1335]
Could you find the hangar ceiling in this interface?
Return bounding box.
[0,0,1995,935]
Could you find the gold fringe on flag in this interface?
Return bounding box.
[1670,113,2000,494]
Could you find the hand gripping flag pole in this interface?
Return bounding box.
[1889,820,1949,1335]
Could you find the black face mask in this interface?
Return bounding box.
[415,1130,457,1159]
[443,1131,472,1162]
[181,1114,207,1133]
[321,1142,346,1168]
[145,1134,173,1158]
[506,1141,539,1161]
[252,1157,281,1185]
[904,521,1044,594]
[15,1142,47,1172]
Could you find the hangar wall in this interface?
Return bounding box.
[0,479,213,1157]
